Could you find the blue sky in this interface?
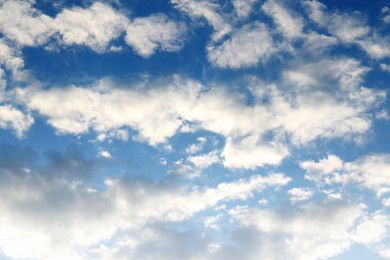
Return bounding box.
[0,0,390,259]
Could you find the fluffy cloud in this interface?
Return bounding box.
[125,14,187,58]
[207,22,275,69]
[54,2,129,52]
[0,145,290,259]
[288,187,313,203]
[352,212,390,245]
[300,154,390,195]
[0,0,55,46]
[262,0,304,39]
[11,65,385,169]
[170,0,231,41]
[232,0,258,19]
[0,105,34,138]
[229,199,364,259]
[304,0,390,59]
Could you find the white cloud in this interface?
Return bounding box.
[0,0,55,46]
[187,150,220,169]
[304,1,369,43]
[382,6,390,23]
[0,152,290,260]
[288,187,313,203]
[185,136,207,154]
[380,63,390,73]
[232,0,258,19]
[12,67,385,169]
[301,154,390,194]
[97,150,112,159]
[0,39,24,77]
[229,199,364,260]
[207,22,275,69]
[171,0,231,41]
[125,14,187,58]
[304,1,390,59]
[0,105,34,138]
[54,2,129,52]
[262,0,304,39]
[222,135,288,169]
[352,212,390,245]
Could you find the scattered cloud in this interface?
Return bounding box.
[301,154,390,195]
[288,187,313,203]
[0,105,34,138]
[232,0,258,19]
[54,2,129,52]
[170,0,231,41]
[229,199,364,260]
[125,14,187,57]
[207,22,275,69]
[262,0,304,39]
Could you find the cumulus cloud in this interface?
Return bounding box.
[0,105,34,138]
[351,211,390,245]
[0,0,55,46]
[170,0,231,41]
[232,0,258,19]
[0,1,189,56]
[380,63,390,73]
[288,187,313,203]
[54,2,129,52]
[301,154,390,195]
[125,14,187,57]
[304,0,390,59]
[0,145,290,259]
[11,67,386,169]
[262,0,304,39]
[207,22,275,69]
[229,199,364,260]
[382,7,390,23]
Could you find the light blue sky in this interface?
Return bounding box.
[0,0,390,259]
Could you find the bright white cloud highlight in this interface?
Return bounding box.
[288,187,313,203]
[301,154,390,194]
[207,22,275,69]
[262,0,304,39]
[229,199,364,259]
[0,0,55,46]
[125,14,186,58]
[55,2,128,52]
[0,105,34,138]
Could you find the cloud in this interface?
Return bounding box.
[380,63,390,73]
[303,0,390,59]
[351,211,390,245]
[222,135,288,169]
[97,150,112,159]
[171,0,231,41]
[54,2,129,52]
[304,1,369,43]
[11,67,386,169]
[288,187,313,203]
[185,136,207,154]
[187,150,220,169]
[0,105,34,138]
[0,0,55,46]
[0,145,290,259]
[229,199,364,260]
[262,0,304,39]
[382,7,390,23]
[125,14,187,58]
[207,22,275,69]
[300,154,390,195]
[232,0,258,19]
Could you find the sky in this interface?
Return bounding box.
[0,0,390,259]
